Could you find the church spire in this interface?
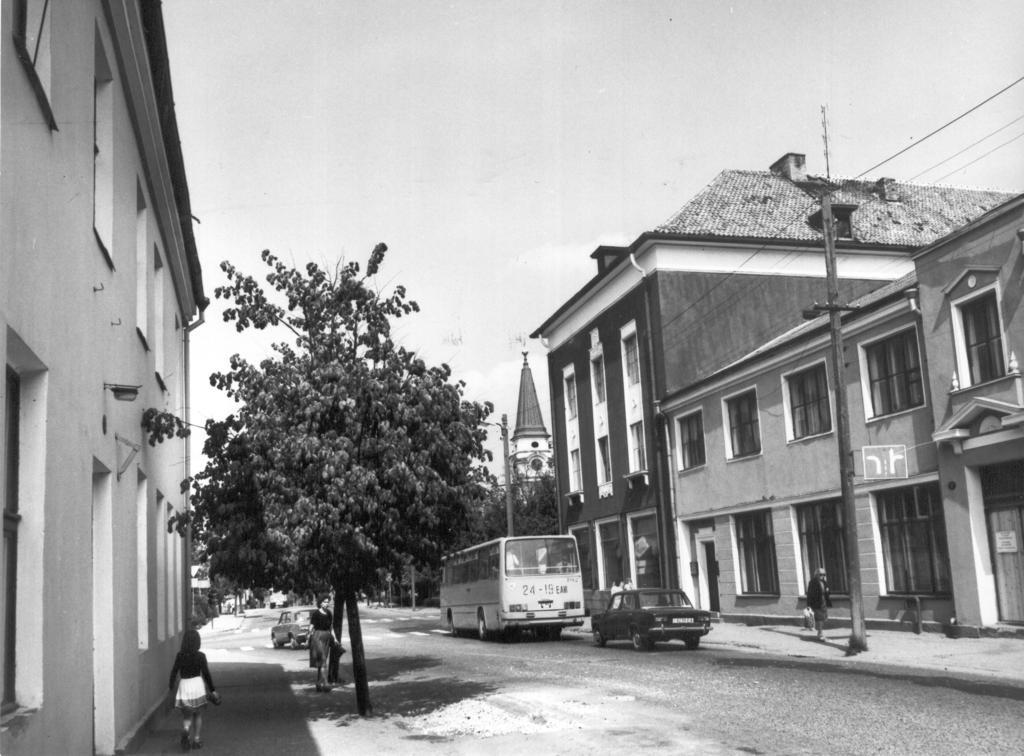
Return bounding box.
[513,352,547,438]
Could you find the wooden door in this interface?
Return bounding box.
[987,507,1024,624]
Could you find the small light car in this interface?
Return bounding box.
[591,588,711,651]
[271,608,314,649]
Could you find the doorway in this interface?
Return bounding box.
[702,541,720,613]
[982,461,1024,624]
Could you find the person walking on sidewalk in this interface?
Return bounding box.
[805,567,832,641]
[169,629,219,750]
[308,595,339,692]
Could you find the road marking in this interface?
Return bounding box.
[240,646,255,651]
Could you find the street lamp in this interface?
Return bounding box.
[483,414,515,537]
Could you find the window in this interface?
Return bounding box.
[957,290,1005,386]
[629,512,661,588]
[629,421,646,472]
[677,411,705,470]
[136,475,149,650]
[726,389,761,458]
[735,510,778,594]
[13,0,55,129]
[591,353,606,404]
[3,369,21,711]
[863,329,924,417]
[876,484,951,594]
[786,363,831,439]
[596,436,612,484]
[569,449,582,492]
[136,186,149,343]
[570,525,593,589]
[94,36,114,261]
[564,373,578,419]
[797,500,847,593]
[623,333,640,386]
[154,249,165,382]
[596,519,622,589]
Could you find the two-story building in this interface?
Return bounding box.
[533,152,1014,614]
[1,3,205,754]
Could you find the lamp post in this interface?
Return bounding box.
[500,414,514,537]
[484,415,516,537]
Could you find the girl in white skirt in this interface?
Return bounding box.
[168,629,218,750]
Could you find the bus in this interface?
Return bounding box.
[440,535,585,640]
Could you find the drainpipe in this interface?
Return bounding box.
[183,302,207,625]
[628,254,677,589]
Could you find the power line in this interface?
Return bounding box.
[909,113,1024,181]
[855,74,1024,178]
[932,130,1024,184]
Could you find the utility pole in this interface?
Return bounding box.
[819,190,869,655]
[501,413,514,537]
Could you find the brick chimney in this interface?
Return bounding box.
[769,153,807,181]
[875,177,900,202]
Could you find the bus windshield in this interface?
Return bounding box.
[504,537,579,576]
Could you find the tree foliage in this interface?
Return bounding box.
[179,245,494,714]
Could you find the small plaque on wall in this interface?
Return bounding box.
[995,531,1018,553]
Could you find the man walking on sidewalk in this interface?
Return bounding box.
[806,567,832,641]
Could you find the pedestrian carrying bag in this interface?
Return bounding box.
[803,606,815,630]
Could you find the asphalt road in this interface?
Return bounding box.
[192,607,1024,755]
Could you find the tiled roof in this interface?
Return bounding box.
[654,170,1016,246]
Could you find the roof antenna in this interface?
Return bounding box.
[821,105,832,180]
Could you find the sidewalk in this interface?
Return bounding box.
[569,615,1024,684]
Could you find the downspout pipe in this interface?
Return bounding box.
[182,299,208,623]
[628,254,677,589]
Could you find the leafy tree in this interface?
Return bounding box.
[476,470,559,541]
[175,245,492,715]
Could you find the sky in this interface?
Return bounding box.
[162,1,1024,472]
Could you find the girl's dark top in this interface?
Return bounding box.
[806,577,832,610]
[310,608,333,631]
[169,651,215,692]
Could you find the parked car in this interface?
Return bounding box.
[591,589,711,651]
[271,607,314,649]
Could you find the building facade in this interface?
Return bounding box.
[534,152,1015,614]
[1,3,205,754]
[918,196,1024,627]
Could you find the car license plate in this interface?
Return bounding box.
[672,617,694,624]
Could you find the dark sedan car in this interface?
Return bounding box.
[591,589,711,651]
[271,608,314,649]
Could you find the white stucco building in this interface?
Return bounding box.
[1,3,206,753]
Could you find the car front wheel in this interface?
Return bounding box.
[631,627,651,651]
[685,636,701,650]
[289,634,300,650]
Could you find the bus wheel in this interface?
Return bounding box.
[543,627,562,641]
[477,611,489,641]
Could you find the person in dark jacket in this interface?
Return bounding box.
[806,567,833,641]
[169,629,217,750]
[308,595,339,691]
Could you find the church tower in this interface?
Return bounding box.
[510,352,552,479]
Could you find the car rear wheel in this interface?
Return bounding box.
[289,634,300,650]
[593,628,607,647]
[272,634,283,648]
[631,627,651,651]
[685,636,701,650]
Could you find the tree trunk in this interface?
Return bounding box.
[341,582,372,715]
[328,594,346,684]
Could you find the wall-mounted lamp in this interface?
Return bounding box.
[904,287,920,313]
[104,383,141,401]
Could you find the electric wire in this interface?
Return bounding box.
[932,130,1024,184]
[855,73,1024,178]
[909,113,1024,181]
